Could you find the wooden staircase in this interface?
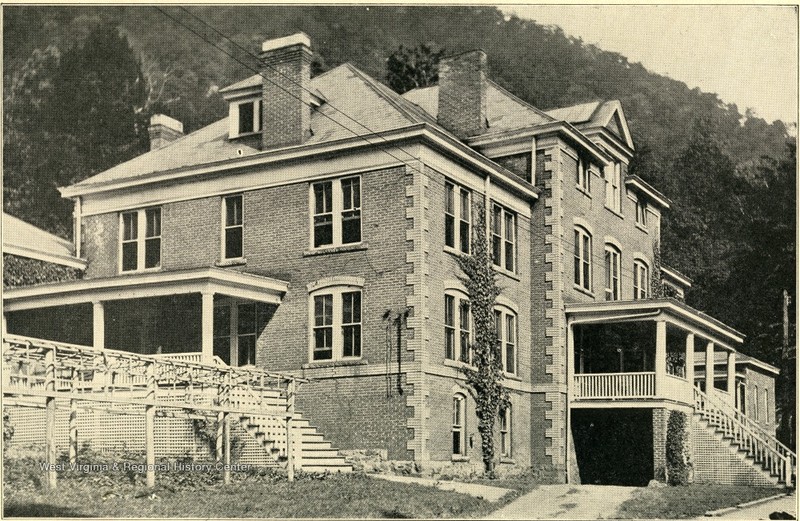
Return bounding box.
[694,387,795,487]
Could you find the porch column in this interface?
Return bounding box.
[726,350,736,406]
[705,341,715,395]
[685,333,695,400]
[654,320,667,396]
[201,291,214,364]
[92,301,105,350]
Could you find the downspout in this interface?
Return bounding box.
[74,197,82,259]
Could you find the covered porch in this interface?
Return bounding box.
[3,267,289,366]
[566,299,745,408]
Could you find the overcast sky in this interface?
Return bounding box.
[500,5,798,125]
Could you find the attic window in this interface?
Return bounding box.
[230,99,262,138]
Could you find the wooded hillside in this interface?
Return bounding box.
[3,6,795,444]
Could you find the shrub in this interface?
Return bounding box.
[666,410,692,485]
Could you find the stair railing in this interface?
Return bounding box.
[694,387,795,485]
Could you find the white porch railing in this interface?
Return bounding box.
[152,352,227,366]
[573,372,655,399]
[663,373,692,403]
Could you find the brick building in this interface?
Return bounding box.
[4,33,790,486]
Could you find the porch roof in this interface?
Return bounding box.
[565,298,745,350]
[3,267,289,312]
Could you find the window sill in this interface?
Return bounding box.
[451,455,470,463]
[444,245,469,258]
[444,358,472,371]
[635,223,649,234]
[302,358,368,370]
[573,284,596,299]
[304,242,368,257]
[604,206,624,219]
[504,373,521,381]
[500,457,515,465]
[120,267,163,275]
[576,186,592,198]
[215,258,247,267]
[492,265,521,281]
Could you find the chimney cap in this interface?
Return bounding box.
[150,114,183,134]
[262,32,311,53]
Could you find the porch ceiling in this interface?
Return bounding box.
[565,298,744,350]
[3,267,289,312]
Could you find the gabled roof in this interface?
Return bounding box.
[402,80,554,133]
[545,100,634,150]
[2,213,86,269]
[68,63,438,191]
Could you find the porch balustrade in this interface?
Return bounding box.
[573,372,655,399]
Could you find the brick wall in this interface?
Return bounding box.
[82,212,118,278]
[652,407,667,480]
[743,367,778,436]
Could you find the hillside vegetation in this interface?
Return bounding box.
[3,6,795,445]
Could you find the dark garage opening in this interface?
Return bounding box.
[572,408,653,486]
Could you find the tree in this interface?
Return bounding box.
[3,24,149,237]
[386,44,443,94]
[458,206,509,476]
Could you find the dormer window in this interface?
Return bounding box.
[229,98,262,138]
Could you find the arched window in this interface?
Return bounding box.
[494,306,517,374]
[308,278,363,362]
[445,289,471,363]
[499,405,512,458]
[633,259,649,300]
[604,244,621,301]
[452,393,467,456]
[574,226,592,291]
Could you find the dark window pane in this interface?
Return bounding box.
[314,182,332,214]
[445,215,455,248]
[213,306,231,337]
[314,216,333,247]
[225,227,242,258]
[453,431,461,455]
[145,238,160,268]
[505,241,514,272]
[460,190,470,222]
[459,221,470,253]
[238,102,254,134]
[493,205,502,235]
[445,183,454,214]
[238,334,256,366]
[343,291,361,323]
[343,325,361,357]
[314,295,333,326]
[506,344,515,373]
[226,196,242,226]
[256,303,270,332]
[123,213,138,241]
[342,178,360,209]
[445,329,455,359]
[238,303,255,335]
[493,236,502,266]
[445,295,455,327]
[342,210,361,243]
[122,242,138,271]
[313,327,333,360]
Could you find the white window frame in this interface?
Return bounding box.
[576,157,591,194]
[574,226,592,292]
[228,98,262,138]
[604,162,621,213]
[444,180,471,254]
[500,405,512,458]
[491,202,516,273]
[494,306,517,375]
[452,393,467,457]
[119,208,161,273]
[764,388,770,424]
[445,289,472,364]
[221,195,244,261]
[633,258,649,299]
[308,284,363,362]
[604,244,621,301]
[309,176,362,250]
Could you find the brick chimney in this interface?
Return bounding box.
[437,50,488,140]
[260,33,312,150]
[148,114,184,151]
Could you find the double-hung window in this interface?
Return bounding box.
[636,199,648,229]
[491,203,516,272]
[120,208,161,272]
[576,157,591,193]
[633,259,649,299]
[444,292,471,363]
[223,195,243,260]
[605,162,621,212]
[604,245,621,301]
[452,394,467,456]
[574,227,592,292]
[213,300,270,366]
[499,405,512,458]
[310,286,362,361]
[312,177,362,248]
[494,308,517,374]
[445,181,471,254]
